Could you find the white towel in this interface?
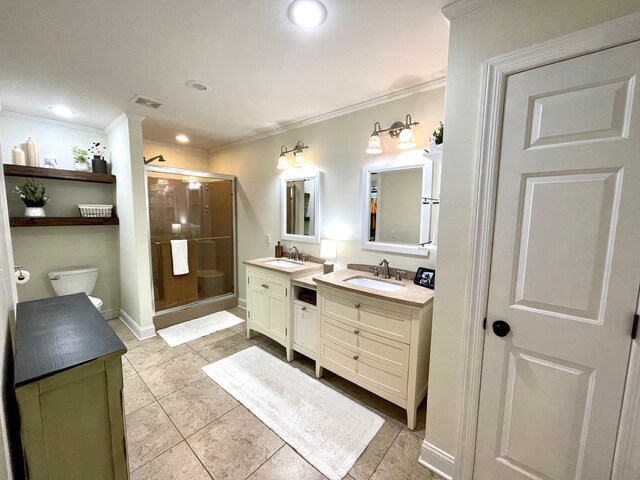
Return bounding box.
[170,239,189,275]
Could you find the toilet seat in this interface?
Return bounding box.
[88,296,103,311]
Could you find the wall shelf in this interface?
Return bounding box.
[3,164,116,184]
[9,217,119,227]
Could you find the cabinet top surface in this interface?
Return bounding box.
[14,293,126,387]
[315,269,434,307]
[244,257,324,277]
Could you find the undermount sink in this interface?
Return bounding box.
[264,259,300,268]
[345,276,405,292]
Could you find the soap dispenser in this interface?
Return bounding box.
[275,241,284,258]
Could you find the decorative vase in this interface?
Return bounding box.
[11,146,26,165]
[75,162,90,172]
[91,157,108,174]
[25,137,40,167]
[24,207,46,218]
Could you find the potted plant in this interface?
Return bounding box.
[428,122,444,153]
[71,146,90,172]
[14,178,50,217]
[89,142,108,174]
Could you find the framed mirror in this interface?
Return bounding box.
[281,171,321,243]
[361,158,435,256]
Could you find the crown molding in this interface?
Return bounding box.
[0,110,105,135]
[143,139,209,155]
[209,76,446,154]
[441,0,494,21]
[104,112,146,134]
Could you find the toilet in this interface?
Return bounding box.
[48,266,103,312]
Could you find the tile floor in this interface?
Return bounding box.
[109,307,442,480]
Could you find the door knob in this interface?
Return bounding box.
[492,320,511,337]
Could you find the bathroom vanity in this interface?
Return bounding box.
[314,269,434,430]
[244,257,323,361]
[14,293,128,480]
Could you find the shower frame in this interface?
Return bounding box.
[144,165,238,315]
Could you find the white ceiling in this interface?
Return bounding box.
[0,0,450,151]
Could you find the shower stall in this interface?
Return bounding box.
[145,166,236,315]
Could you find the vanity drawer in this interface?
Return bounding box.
[265,274,287,297]
[321,317,409,371]
[320,338,408,400]
[321,290,411,344]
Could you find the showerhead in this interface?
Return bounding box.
[143,155,166,165]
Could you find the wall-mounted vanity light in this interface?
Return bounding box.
[277,141,310,169]
[365,114,419,154]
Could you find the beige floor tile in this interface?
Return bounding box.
[226,307,247,321]
[228,321,247,335]
[139,350,209,399]
[348,420,401,480]
[197,333,256,363]
[122,356,137,377]
[130,442,211,480]
[187,328,239,354]
[371,429,440,480]
[108,319,141,350]
[123,373,156,414]
[160,377,239,437]
[125,339,191,372]
[347,384,407,427]
[187,406,284,480]
[247,445,326,480]
[125,402,182,472]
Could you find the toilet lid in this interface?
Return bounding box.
[88,296,102,308]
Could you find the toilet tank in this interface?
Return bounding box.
[48,267,98,296]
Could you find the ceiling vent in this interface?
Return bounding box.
[130,94,164,109]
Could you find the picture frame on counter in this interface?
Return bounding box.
[414,267,435,289]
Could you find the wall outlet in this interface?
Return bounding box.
[265,234,272,244]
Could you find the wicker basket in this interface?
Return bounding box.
[78,204,113,218]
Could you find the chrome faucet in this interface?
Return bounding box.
[379,259,391,279]
[289,245,300,261]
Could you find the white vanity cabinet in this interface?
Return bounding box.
[244,258,324,362]
[292,302,317,359]
[246,266,289,343]
[316,282,433,430]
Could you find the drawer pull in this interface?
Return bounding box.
[355,303,361,309]
[301,306,307,311]
[264,284,269,289]
[353,355,359,360]
[353,329,360,335]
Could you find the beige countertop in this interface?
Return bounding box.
[314,269,434,308]
[244,257,324,278]
[291,273,324,289]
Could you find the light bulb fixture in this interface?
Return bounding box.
[276,141,310,169]
[277,146,289,169]
[397,114,416,149]
[287,0,327,28]
[364,114,419,154]
[48,105,76,118]
[175,134,190,143]
[366,122,383,154]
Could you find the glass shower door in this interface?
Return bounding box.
[146,168,235,312]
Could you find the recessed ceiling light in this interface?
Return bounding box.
[176,134,190,143]
[48,105,76,118]
[287,0,327,28]
[185,80,211,92]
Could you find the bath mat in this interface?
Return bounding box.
[202,346,384,480]
[158,311,244,347]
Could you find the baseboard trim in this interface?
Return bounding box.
[119,308,156,340]
[238,297,247,309]
[419,440,455,480]
[101,307,119,320]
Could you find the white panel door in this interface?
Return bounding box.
[475,41,640,480]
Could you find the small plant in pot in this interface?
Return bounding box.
[71,146,90,172]
[427,122,444,153]
[89,142,108,174]
[14,178,50,217]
